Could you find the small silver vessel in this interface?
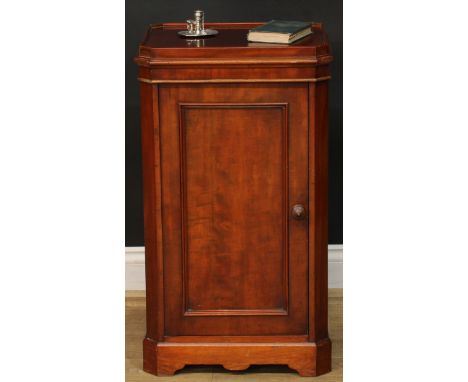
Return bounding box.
[178,10,218,38]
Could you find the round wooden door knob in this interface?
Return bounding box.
[292,204,306,219]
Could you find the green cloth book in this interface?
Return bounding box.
[247,20,313,44]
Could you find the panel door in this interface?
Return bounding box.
[159,83,309,336]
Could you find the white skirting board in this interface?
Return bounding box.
[126,245,343,290]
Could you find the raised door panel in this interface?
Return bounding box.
[181,103,288,316]
[159,83,308,336]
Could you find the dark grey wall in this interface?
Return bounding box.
[126,0,343,246]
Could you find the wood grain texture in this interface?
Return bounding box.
[135,22,333,377]
[139,83,160,341]
[159,84,309,337]
[179,103,289,317]
[162,335,309,343]
[136,23,331,63]
[135,22,332,82]
[153,341,329,377]
[308,82,329,342]
[126,290,343,381]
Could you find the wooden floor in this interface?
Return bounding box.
[126,289,342,381]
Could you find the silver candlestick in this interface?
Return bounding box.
[178,10,218,38]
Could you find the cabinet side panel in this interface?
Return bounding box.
[308,82,329,341]
[140,83,164,340]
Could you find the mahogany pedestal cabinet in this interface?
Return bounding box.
[135,22,333,377]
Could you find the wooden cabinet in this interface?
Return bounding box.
[135,22,332,377]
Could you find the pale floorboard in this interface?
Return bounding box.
[126,289,343,381]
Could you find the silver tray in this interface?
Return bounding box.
[178,29,218,38]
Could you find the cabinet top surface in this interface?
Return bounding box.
[136,22,332,65]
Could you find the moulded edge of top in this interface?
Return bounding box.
[134,22,333,67]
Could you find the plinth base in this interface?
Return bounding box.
[143,337,331,377]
